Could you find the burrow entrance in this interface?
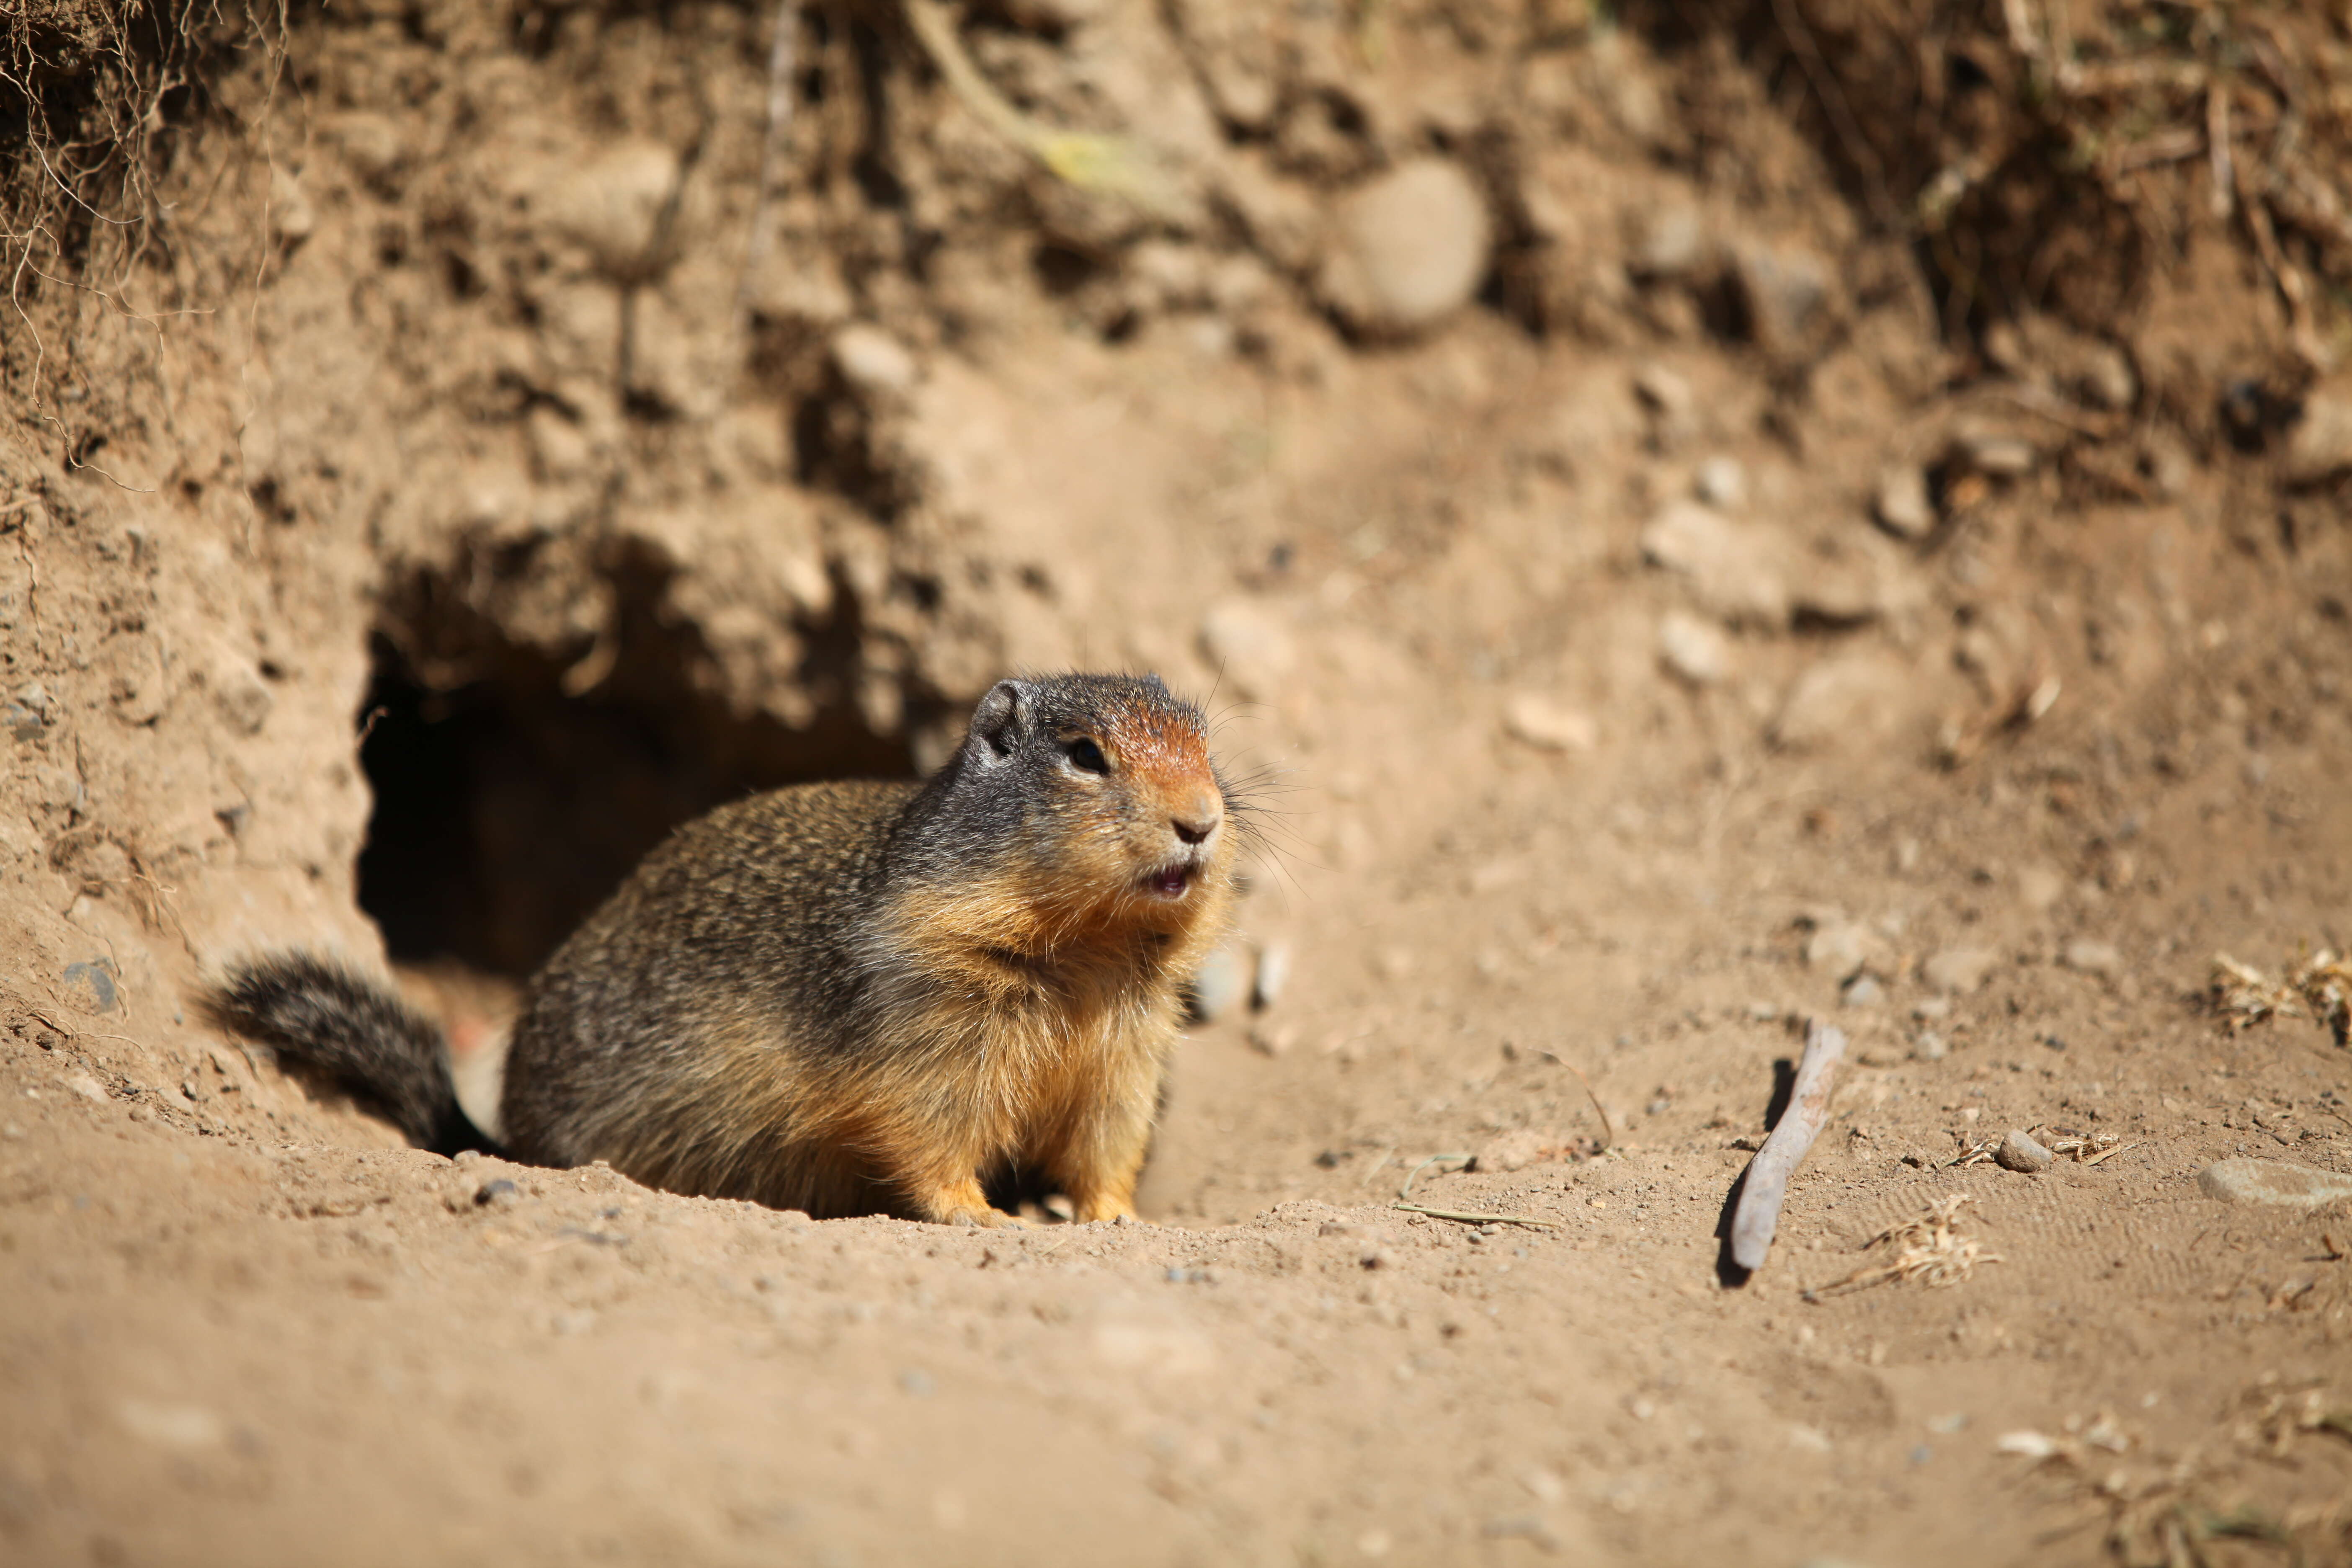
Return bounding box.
[354,565,918,980]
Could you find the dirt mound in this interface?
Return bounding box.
[5,1,2352,1563]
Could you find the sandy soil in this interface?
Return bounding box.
[5,1,2352,1564]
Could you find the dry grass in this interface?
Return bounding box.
[1804,1192,1999,1300]
[1998,1383,2352,1567]
[2213,949,2352,1046]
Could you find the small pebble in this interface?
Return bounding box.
[1959,430,2037,477]
[831,323,920,396]
[1995,1129,2053,1173]
[1632,362,1694,418]
[1911,1031,1948,1062]
[474,1178,521,1208]
[1694,455,1747,509]
[1912,997,1952,1022]
[1872,465,1935,540]
[1658,609,1730,686]
[1503,692,1598,752]
[1840,974,1885,1008]
[1804,922,1873,982]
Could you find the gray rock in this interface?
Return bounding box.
[1921,947,1999,994]
[1996,1129,2053,1173]
[1872,466,1935,540]
[2195,1158,2352,1210]
[1319,158,1491,336]
[4,681,52,738]
[1657,609,1729,686]
[1911,1031,1949,1062]
[1186,945,1248,1024]
[1840,974,1885,1008]
[62,959,119,1014]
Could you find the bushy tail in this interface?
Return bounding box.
[206,952,482,1154]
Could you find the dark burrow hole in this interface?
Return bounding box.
[355,575,920,980]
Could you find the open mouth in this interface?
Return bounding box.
[1144,864,1194,899]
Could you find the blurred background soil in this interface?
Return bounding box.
[3,0,2352,1563]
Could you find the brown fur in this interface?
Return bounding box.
[494,673,1241,1225]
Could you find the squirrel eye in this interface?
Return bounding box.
[1065,737,1111,775]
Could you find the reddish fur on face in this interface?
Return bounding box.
[838,682,1237,1223]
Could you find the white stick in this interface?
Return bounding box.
[1730,1021,1845,1273]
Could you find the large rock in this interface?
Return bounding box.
[1319,159,1492,336]
[2195,1159,2352,1210]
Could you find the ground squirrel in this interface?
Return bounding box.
[209,673,1244,1226]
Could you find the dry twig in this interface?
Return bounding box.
[1729,1021,1843,1272]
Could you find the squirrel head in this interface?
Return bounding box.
[897,673,1239,963]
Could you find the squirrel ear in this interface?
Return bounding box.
[965,679,1030,764]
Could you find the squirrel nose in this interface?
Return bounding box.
[1171,802,1221,846]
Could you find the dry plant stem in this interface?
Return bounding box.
[1394,1203,1560,1230]
[732,0,797,341]
[1562,1057,1614,1153]
[899,0,1182,219]
[1729,1021,1845,1272]
[1390,1154,1557,1230]
[1537,1048,1614,1150]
